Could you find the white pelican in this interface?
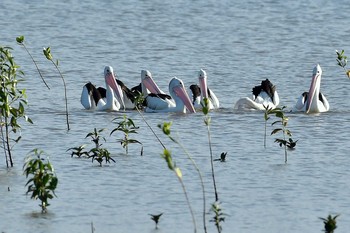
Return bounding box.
[293,64,329,113]
[140,70,175,109]
[189,69,220,110]
[234,79,280,110]
[115,79,142,110]
[142,76,196,113]
[80,66,125,111]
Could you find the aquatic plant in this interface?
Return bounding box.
[86,128,115,166]
[158,122,198,233]
[210,202,225,233]
[264,105,271,148]
[89,147,115,166]
[16,36,50,89]
[320,214,339,233]
[265,106,297,163]
[67,144,89,158]
[202,98,219,201]
[149,213,163,229]
[43,47,70,130]
[110,115,143,155]
[202,97,225,233]
[336,50,350,78]
[0,45,33,167]
[23,149,58,213]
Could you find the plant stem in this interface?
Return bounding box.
[207,122,219,201]
[264,120,267,148]
[283,128,287,163]
[21,44,50,89]
[176,139,207,233]
[5,118,13,167]
[135,106,166,149]
[50,60,70,130]
[0,124,9,167]
[176,174,197,233]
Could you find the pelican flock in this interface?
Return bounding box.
[293,64,329,113]
[80,64,330,115]
[234,79,280,110]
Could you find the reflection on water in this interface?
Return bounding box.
[1,0,350,232]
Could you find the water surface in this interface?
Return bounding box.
[1,0,350,232]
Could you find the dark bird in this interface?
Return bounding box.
[149,213,163,229]
[214,152,227,162]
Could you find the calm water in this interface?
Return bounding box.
[1,0,350,232]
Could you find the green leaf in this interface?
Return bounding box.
[271,128,282,135]
[16,36,24,44]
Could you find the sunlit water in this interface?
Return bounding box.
[1,0,350,232]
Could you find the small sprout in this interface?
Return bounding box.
[149,213,163,229]
[336,50,350,79]
[210,201,225,233]
[201,97,210,115]
[265,106,296,163]
[43,47,53,61]
[23,149,58,213]
[320,214,339,233]
[67,145,89,158]
[161,149,174,171]
[158,122,172,136]
[110,115,143,155]
[16,35,24,44]
[88,148,115,167]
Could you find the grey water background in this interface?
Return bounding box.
[1,0,350,232]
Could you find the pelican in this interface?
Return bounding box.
[115,79,142,110]
[142,76,196,113]
[234,79,280,110]
[189,69,219,110]
[80,66,125,111]
[293,64,329,113]
[141,70,175,109]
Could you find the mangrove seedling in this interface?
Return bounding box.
[149,213,163,229]
[320,214,339,233]
[23,149,58,213]
[43,47,70,130]
[210,202,225,233]
[336,50,350,78]
[267,106,297,163]
[16,36,50,89]
[86,128,106,149]
[89,147,115,167]
[110,115,143,155]
[67,145,89,158]
[202,98,219,202]
[85,128,115,166]
[1,45,33,167]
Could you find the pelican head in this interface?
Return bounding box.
[198,69,209,100]
[104,66,125,108]
[169,77,196,113]
[306,64,322,113]
[141,70,163,94]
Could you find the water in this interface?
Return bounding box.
[1,0,350,232]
